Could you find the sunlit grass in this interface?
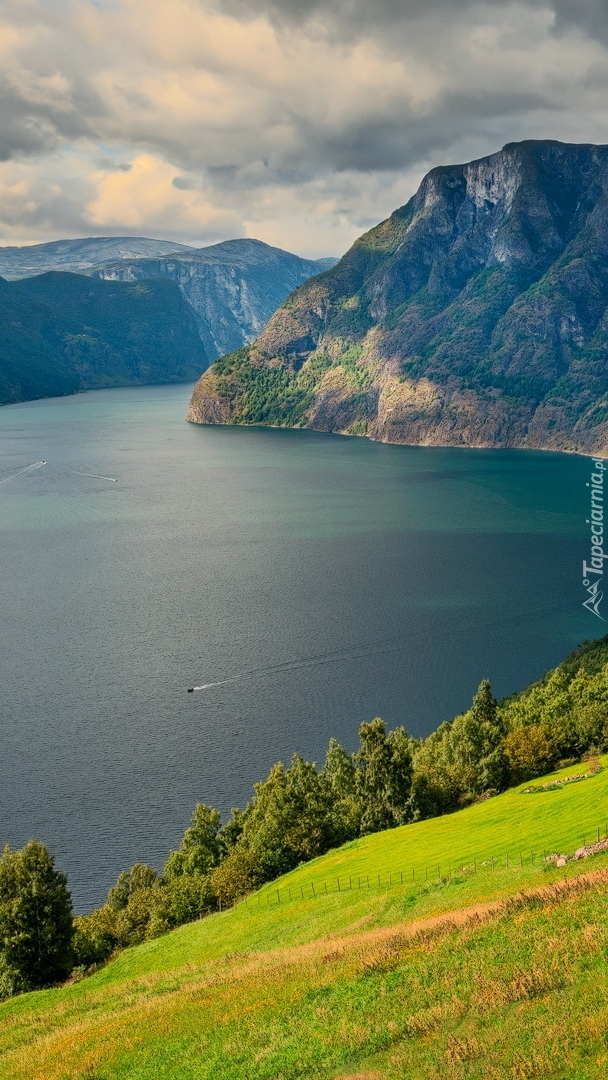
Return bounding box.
[1,756,607,1079]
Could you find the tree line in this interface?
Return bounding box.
[2,635,607,998]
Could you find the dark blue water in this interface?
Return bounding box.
[0,385,596,910]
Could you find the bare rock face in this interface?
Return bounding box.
[188,140,608,455]
[93,239,335,362]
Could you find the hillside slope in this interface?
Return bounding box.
[93,239,337,360]
[188,140,608,455]
[0,272,207,405]
[2,755,607,1079]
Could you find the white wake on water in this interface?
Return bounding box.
[0,460,46,486]
[68,470,117,482]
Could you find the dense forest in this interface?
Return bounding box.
[2,634,608,998]
[0,272,207,405]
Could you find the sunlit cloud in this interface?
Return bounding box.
[1,0,608,255]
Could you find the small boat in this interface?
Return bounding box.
[187,687,194,693]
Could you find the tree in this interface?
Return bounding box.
[163,804,222,880]
[321,738,356,798]
[503,724,556,782]
[448,681,508,793]
[209,849,262,906]
[107,863,159,911]
[320,738,361,842]
[218,807,250,858]
[238,755,335,879]
[0,841,73,994]
[353,718,414,833]
[72,905,120,969]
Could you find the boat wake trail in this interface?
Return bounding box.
[0,460,46,487]
[69,470,117,482]
[187,637,406,693]
[186,596,570,695]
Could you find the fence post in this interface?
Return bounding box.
[311,882,315,897]
[349,877,352,890]
[277,889,280,903]
[492,857,495,871]
[337,879,341,893]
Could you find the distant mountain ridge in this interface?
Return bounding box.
[0,236,337,362]
[0,236,336,405]
[0,237,191,279]
[187,140,608,455]
[0,272,206,406]
[91,238,336,360]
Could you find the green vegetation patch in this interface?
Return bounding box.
[1,862,608,1078]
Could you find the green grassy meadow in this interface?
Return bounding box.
[1,757,607,1079]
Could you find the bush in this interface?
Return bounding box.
[503,724,557,782]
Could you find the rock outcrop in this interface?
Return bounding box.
[188,140,608,455]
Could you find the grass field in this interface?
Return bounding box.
[1,757,607,1079]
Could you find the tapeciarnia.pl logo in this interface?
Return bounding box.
[583,458,607,620]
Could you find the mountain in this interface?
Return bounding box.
[0,272,207,406]
[92,239,338,360]
[0,237,190,279]
[188,140,608,455]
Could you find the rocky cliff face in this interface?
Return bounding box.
[188,140,608,455]
[93,239,335,361]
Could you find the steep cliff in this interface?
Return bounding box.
[0,272,207,405]
[188,140,608,455]
[93,239,336,360]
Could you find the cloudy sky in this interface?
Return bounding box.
[1,0,608,257]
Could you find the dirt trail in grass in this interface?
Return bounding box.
[195,865,608,987]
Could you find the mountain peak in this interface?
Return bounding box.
[188,139,608,456]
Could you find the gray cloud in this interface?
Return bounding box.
[2,0,608,254]
[220,0,608,33]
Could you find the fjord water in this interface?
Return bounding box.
[0,385,594,910]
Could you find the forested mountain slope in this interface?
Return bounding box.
[0,272,207,405]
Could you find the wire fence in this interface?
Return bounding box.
[238,821,608,912]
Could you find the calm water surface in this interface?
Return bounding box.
[0,385,596,909]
